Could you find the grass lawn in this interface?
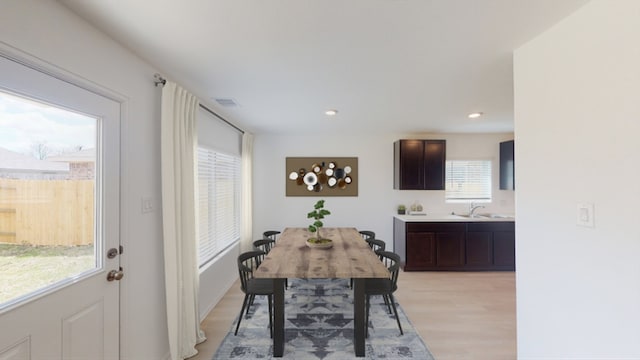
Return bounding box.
[0,244,95,305]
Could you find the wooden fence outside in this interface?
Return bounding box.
[0,178,94,246]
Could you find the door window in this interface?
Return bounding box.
[0,90,98,310]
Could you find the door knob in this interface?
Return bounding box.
[107,268,124,281]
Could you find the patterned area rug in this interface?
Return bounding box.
[213,278,434,359]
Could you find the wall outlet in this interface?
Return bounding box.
[577,203,594,228]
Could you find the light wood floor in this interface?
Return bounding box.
[191,271,516,360]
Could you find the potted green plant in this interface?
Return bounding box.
[307,199,331,243]
[397,204,406,215]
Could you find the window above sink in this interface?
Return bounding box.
[445,160,492,203]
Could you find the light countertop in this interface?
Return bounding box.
[395,213,515,223]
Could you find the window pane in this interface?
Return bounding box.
[197,146,240,266]
[0,90,97,308]
[445,160,492,202]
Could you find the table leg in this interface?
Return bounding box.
[273,278,285,357]
[353,278,365,357]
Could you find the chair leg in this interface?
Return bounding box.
[388,293,404,335]
[267,295,273,338]
[235,294,250,335]
[245,294,256,318]
[365,295,370,338]
[383,294,393,314]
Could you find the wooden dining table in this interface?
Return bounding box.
[254,227,390,357]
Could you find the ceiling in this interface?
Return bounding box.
[61,0,589,135]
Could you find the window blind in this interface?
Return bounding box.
[445,160,492,202]
[197,146,241,266]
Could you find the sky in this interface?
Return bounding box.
[0,90,96,158]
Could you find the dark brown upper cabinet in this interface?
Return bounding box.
[394,139,446,190]
[499,140,515,190]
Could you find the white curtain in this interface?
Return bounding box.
[241,132,254,252]
[160,81,206,360]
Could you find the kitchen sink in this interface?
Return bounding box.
[452,213,514,219]
[453,214,487,219]
[479,213,514,219]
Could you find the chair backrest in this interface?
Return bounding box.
[376,251,401,286]
[253,238,275,255]
[237,250,266,293]
[359,230,375,240]
[366,238,386,253]
[263,230,281,241]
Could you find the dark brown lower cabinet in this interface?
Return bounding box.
[466,231,493,267]
[493,231,516,267]
[466,222,515,271]
[406,232,436,268]
[435,230,465,267]
[395,219,515,271]
[402,222,465,271]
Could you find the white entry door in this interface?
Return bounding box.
[0,53,121,359]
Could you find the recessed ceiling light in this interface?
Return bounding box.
[325,109,338,116]
[468,112,483,119]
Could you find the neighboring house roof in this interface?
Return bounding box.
[0,147,69,172]
[47,148,95,163]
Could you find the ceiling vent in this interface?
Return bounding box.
[214,98,239,107]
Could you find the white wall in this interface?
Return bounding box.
[198,244,240,319]
[514,0,640,358]
[253,132,515,250]
[0,1,168,358]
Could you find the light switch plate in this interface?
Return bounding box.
[577,203,594,228]
[141,197,154,213]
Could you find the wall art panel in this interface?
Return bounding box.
[286,157,358,196]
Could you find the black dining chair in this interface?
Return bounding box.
[365,250,403,337]
[253,238,275,256]
[359,230,375,240]
[263,230,281,242]
[255,236,288,289]
[235,250,274,338]
[350,238,386,289]
[366,238,386,254]
[252,239,277,290]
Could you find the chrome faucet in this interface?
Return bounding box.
[468,202,485,218]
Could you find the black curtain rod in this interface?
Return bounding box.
[199,103,244,134]
[153,73,245,134]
